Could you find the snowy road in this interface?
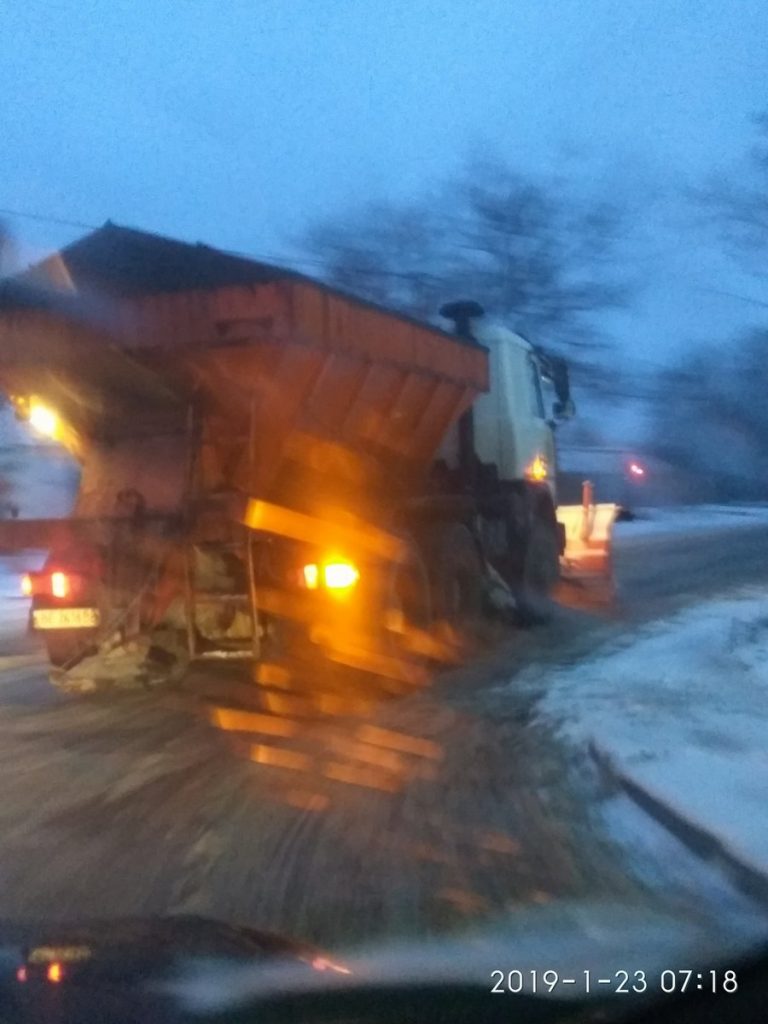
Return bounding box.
[614,507,768,618]
[0,507,766,951]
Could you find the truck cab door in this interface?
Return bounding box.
[521,353,557,499]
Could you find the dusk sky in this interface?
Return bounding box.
[3,0,767,433]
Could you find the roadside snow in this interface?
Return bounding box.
[520,588,768,876]
[0,555,44,657]
[0,552,46,597]
[615,505,768,547]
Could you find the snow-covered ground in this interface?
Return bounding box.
[526,586,768,878]
[0,554,46,658]
[615,504,768,546]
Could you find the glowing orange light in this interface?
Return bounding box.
[28,400,59,440]
[302,563,320,590]
[525,454,548,482]
[322,561,359,590]
[16,966,27,983]
[47,962,63,984]
[303,559,360,592]
[50,571,69,599]
[20,574,33,597]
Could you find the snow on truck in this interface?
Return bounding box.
[0,224,614,693]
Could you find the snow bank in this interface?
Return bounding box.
[0,554,46,656]
[522,588,768,875]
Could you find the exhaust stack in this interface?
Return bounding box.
[439,300,485,340]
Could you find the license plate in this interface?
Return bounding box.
[32,608,100,630]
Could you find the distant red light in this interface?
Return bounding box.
[311,956,351,975]
[16,966,27,983]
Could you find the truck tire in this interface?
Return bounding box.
[385,533,433,632]
[144,626,190,688]
[427,523,484,627]
[515,518,560,625]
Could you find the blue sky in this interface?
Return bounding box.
[2,0,767,422]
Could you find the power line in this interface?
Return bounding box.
[696,286,768,309]
[0,206,99,232]
[0,204,337,274]
[0,203,516,280]
[5,202,766,303]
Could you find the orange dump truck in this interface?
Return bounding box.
[0,225,613,693]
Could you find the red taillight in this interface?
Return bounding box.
[50,571,70,599]
[20,572,44,597]
[21,570,77,599]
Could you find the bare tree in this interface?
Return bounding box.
[0,220,18,278]
[302,156,629,360]
[304,199,448,321]
[697,113,768,276]
[649,122,768,500]
[648,327,768,501]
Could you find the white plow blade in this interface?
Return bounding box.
[556,501,618,584]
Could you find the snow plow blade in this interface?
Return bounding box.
[556,484,618,601]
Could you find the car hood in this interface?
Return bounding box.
[169,899,768,1013]
[1,901,766,1020]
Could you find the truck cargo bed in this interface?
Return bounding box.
[0,225,488,504]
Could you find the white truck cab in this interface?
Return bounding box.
[436,315,561,500]
[470,321,558,499]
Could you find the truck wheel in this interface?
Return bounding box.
[385,534,433,632]
[144,626,190,688]
[516,519,560,625]
[428,523,484,627]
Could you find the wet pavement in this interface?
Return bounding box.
[0,521,766,948]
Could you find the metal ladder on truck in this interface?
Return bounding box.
[183,401,261,662]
